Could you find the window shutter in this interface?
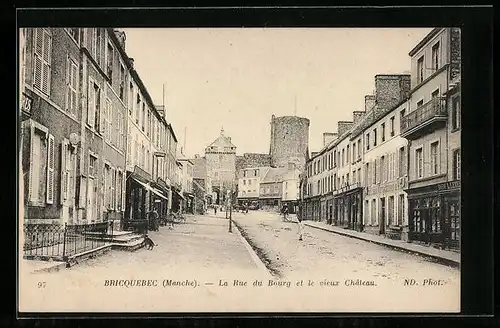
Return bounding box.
[46,134,55,204]
[60,140,67,204]
[28,123,35,202]
[33,29,43,91]
[65,56,70,111]
[396,150,400,178]
[99,85,105,134]
[41,30,51,95]
[121,172,126,210]
[87,81,95,127]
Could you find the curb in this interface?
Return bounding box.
[304,222,460,268]
[232,221,274,279]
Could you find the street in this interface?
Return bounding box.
[21,211,460,312]
[232,210,460,285]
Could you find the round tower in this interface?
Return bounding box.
[269,115,310,170]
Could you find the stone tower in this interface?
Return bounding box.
[269,115,310,170]
[205,128,237,203]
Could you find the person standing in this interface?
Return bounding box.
[214,205,218,215]
[297,215,304,241]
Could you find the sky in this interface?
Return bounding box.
[121,28,432,158]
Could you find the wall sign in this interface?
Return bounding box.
[21,93,33,113]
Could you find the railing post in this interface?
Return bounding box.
[62,223,67,261]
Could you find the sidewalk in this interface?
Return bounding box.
[303,221,460,267]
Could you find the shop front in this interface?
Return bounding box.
[406,180,460,250]
[333,185,363,231]
[171,187,185,213]
[183,192,195,214]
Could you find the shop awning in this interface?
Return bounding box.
[173,189,186,201]
[132,177,168,200]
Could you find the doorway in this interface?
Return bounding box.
[379,197,386,235]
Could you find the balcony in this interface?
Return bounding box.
[401,97,447,140]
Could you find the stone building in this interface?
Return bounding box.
[269,115,310,170]
[205,128,237,204]
[401,27,461,250]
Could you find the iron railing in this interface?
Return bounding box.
[401,97,447,134]
[23,221,110,261]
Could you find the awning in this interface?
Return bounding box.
[132,177,168,200]
[172,189,186,201]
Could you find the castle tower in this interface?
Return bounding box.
[269,115,310,170]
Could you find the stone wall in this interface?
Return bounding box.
[270,115,310,169]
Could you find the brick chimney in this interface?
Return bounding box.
[374,74,411,110]
[113,30,126,50]
[352,111,365,124]
[338,121,354,135]
[365,95,376,112]
[322,132,337,147]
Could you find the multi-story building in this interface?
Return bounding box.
[401,28,461,250]
[237,166,271,206]
[177,153,195,214]
[259,167,288,211]
[205,128,237,204]
[281,163,302,214]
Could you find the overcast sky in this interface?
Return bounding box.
[121,28,432,158]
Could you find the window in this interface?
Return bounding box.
[136,94,141,124]
[398,194,405,226]
[357,139,361,159]
[431,42,440,71]
[347,145,350,164]
[65,56,78,116]
[117,170,123,211]
[333,173,337,190]
[346,173,349,186]
[128,82,133,116]
[371,199,377,225]
[366,133,370,150]
[453,149,461,180]
[352,143,356,162]
[119,63,125,101]
[104,164,111,208]
[431,89,439,99]
[352,170,356,184]
[243,180,246,185]
[373,129,377,146]
[111,168,116,210]
[380,156,385,182]
[89,154,97,178]
[87,80,101,130]
[400,109,406,119]
[399,147,406,177]
[381,123,385,142]
[430,141,439,175]
[255,169,258,177]
[417,56,424,83]
[390,116,395,137]
[33,28,52,95]
[416,147,423,178]
[146,111,150,136]
[95,29,103,67]
[28,128,49,205]
[417,99,424,108]
[388,196,395,225]
[142,103,146,131]
[452,96,461,130]
[365,163,369,185]
[104,98,112,142]
[342,149,345,167]
[357,168,361,185]
[106,41,114,83]
[373,160,377,184]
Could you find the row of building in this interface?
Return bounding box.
[300,27,461,250]
[19,28,200,230]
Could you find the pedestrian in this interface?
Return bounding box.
[214,205,218,215]
[297,214,304,241]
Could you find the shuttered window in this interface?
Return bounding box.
[46,134,55,204]
[65,56,78,116]
[111,168,116,210]
[29,128,43,203]
[33,28,52,95]
[60,139,71,204]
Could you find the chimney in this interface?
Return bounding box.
[322,132,337,146]
[364,95,376,112]
[129,57,134,69]
[353,111,365,124]
[374,74,411,110]
[337,121,354,135]
[113,30,126,50]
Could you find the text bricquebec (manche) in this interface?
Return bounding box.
[104,279,199,288]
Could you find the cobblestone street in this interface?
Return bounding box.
[232,210,460,285]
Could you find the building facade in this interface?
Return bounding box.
[402,28,461,250]
[205,128,237,204]
[237,166,271,206]
[259,167,288,211]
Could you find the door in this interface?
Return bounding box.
[87,178,95,222]
[379,197,386,235]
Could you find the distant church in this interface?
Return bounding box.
[205,128,237,204]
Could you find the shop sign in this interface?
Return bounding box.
[437,180,460,191]
[366,181,398,196]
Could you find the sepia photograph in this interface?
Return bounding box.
[18,24,462,313]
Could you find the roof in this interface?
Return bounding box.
[282,168,301,180]
[239,166,272,179]
[408,28,443,56]
[261,167,288,184]
[207,128,236,149]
